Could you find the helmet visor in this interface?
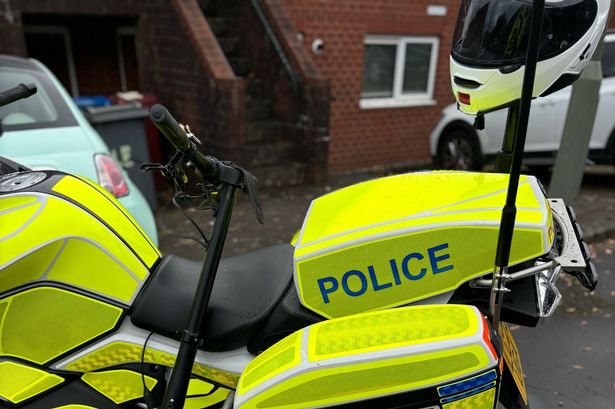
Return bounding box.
[452,0,597,68]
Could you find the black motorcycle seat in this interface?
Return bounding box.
[131,244,294,351]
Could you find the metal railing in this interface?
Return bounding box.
[249,0,302,95]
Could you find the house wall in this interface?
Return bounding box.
[0,0,245,162]
[1,0,614,178]
[279,0,462,173]
[137,0,245,162]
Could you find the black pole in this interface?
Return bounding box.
[161,183,237,409]
[494,105,520,173]
[489,0,545,327]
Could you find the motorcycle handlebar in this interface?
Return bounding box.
[0,83,37,108]
[149,104,192,151]
[149,104,217,178]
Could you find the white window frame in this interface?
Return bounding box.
[23,25,79,97]
[360,35,439,109]
[116,26,137,92]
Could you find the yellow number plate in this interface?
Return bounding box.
[499,323,528,405]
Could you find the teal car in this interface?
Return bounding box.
[0,54,158,244]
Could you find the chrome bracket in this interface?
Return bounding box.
[549,199,586,272]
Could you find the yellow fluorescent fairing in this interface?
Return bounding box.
[81,369,157,404]
[235,305,499,409]
[294,171,553,318]
[52,176,160,267]
[442,386,497,409]
[185,379,231,409]
[0,361,63,404]
[0,195,37,212]
[308,305,478,361]
[0,287,122,364]
[0,188,152,303]
[61,341,240,389]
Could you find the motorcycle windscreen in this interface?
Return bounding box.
[452,0,597,68]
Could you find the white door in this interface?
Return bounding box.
[482,95,558,157]
[590,35,615,151]
[532,87,571,154]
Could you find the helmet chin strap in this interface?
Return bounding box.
[489,0,545,329]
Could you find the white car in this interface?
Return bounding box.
[430,34,615,171]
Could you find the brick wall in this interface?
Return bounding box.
[0,0,245,163]
[2,0,611,178]
[251,0,331,182]
[279,0,462,173]
[0,0,329,182]
[0,13,27,55]
[137,0,245,162]
[280,0,460,173]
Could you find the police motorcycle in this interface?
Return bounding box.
[0,0,608,407]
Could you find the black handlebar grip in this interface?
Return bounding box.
[149,104,218,178]
[149,104,192,152]
[0,83,37,108]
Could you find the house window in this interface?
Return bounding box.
[24,26,79,96]
[116,27,140,92]
[360,35,439,109]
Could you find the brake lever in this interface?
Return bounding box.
[234,165,264,224]
[140,123,264,223]
[140,163,165,173]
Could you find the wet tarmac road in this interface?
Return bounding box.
[514,239,615,409]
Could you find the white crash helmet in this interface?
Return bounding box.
[451,0,610,115]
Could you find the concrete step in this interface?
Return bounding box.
[252,162,306,186]
[199,0,237,17]
[246,78,264,98]
[229,57,252,76]
[207,17,228,35]
[198,0,215,14]
[197,0,220,17]
[245,121,285,144]
[246,98,273,121]
[218,37,239,56]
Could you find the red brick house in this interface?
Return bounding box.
[3,0,610,183]
[280,0,462,173]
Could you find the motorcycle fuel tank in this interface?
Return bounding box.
[294,171,554,319]
[0,170,160,305]
[0,171,160,389]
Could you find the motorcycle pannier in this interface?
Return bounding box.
[235,304,500,409]
[293,172,553,319]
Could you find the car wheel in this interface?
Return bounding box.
[436,129,482,171]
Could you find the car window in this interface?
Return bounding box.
[0,66,78,131]
[602,40,615,78]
